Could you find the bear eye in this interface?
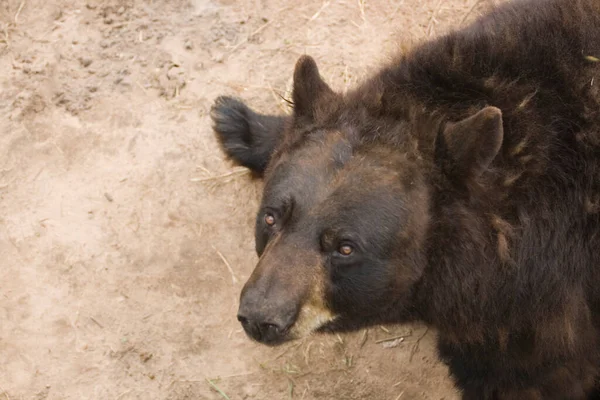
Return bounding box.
[337,243,354,256]
[264,213,276,227]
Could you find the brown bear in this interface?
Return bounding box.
[211,0,600,398]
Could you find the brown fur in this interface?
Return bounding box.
[212,0,600,398]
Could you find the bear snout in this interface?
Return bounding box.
[237,289,298,346]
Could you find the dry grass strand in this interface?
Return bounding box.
[212,246,238,284]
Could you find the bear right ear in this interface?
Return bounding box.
[437,106,504,180]
[292,55,337,121]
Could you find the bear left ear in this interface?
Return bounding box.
[438,106,504,179]
[292,55,337,121]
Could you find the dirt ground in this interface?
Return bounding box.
[0,0,496,398]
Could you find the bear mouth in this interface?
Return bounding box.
[239,318,295,346]
[252,329,294,347]
[241,314,343,347]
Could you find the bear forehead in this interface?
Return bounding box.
[279,129,414,175]
[265,131,416,214]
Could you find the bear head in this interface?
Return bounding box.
[212,55,504,345]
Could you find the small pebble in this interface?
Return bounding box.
[211,52,224,63]
[79,57,93,68]
[167,65,184,80]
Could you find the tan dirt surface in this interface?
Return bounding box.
[1,0,495,398]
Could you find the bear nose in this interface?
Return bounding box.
[237,314,285,343]
[237,303,296,345]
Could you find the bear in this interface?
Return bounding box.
[211,0,600,398]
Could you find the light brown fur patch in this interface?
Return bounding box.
[585,195,600,214]
[519,154,533,164]
[498,327,509,351]
[517,90,538,110]
[503,172,523,187]
[535,294,591,355]
[287,267,337,339]
[491,215,514,264]
[497,232,510,264]
[510,139,528,156]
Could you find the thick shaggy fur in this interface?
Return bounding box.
[212,0,600,398]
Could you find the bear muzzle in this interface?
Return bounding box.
[237,287,299,345]
[236,234,334,345]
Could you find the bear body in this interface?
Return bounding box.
[211,0,600,398]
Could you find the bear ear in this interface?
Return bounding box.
[292,55,337,121]
[211,96,287,176]
[438,106,504,179]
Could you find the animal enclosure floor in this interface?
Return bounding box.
[0,0,493,398]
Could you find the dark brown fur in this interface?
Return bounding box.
[211,0,600,398]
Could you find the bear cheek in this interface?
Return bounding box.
[285,258,339,338]
[326,261,392,315]
[287,284,337,339]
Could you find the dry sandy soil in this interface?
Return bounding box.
[0,0,497,398]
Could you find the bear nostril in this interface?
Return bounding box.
[237,309,293,343]
[260,322,281,335]
[237,315,250,326]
